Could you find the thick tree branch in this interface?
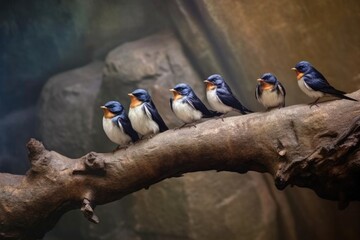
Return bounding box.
[1,90,360,239]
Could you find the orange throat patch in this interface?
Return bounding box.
[261,82,274,91]
[205,82,216,91]
[102,108,116,119]
[171,90,183,100]
[129,95,142,108]
[295,71,304,80]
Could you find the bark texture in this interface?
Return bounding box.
[1,91,360,240]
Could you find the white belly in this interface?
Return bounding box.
[128,104,159,136]
[298,78,324,98]
[102,117,132,145]
[172,100,202,123]
[206,89,233,113]
[258,90,284,108]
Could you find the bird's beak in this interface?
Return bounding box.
[291,67,303,80]
[204,79,215,90]
[257,78,264,83]
[169,88,181,99]
[128,93,142,108]
[101,106,111,118]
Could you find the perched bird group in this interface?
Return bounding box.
[101,60,357,148]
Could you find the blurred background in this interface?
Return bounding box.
[1,0,360,239]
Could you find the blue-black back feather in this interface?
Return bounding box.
[115,114,139,142]
[144,101,168,132]
[187,91,221,117]
[207,74,253,114]
[216,87,253,114]
[303,65,356,101]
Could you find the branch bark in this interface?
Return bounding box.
[1,90,360,239]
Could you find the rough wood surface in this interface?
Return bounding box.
[1,91,359,240]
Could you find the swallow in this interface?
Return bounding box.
[255,73,286,109]
[292,61,357,105]
[128,89,168,137]
[170,83,220,126]
[204,74,253,115]
[101,101,139,148]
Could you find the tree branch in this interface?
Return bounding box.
[1,90,360,239]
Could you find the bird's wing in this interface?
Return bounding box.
[169,98,174,112]
[255,84,262,100]
[303,72,357,101]
[117,115,139,142]
[277,82,286,107]
[144,101,169,132]
[216,87,253,114]
[186,95,220,118]
[277,81,286,97]
[302,69,341,92]
[224,82,234,94]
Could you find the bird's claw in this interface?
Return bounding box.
[112,145,129,153]
[174,123,197,130]
[309,103,319,108]
[309,98,320,108]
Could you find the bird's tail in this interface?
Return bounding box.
[334,93,358,102]
[238,105,253,115]
[326,89,358,102]
[203,110,222,118]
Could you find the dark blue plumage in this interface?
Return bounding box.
[101,101,139,146]
[205,74,253,114]
[255,73,286,109]
[293,61,357,102]
[128,89,168,136]
[113,114,139,142]
[170,83,220,124]
[144,100,168,132]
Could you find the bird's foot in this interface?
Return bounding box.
[141,134,154,140]
[309,98,320,108]
[215,114,226,121]
[184,123,197,128]
[112,145,128,153]
[309,103,319,108]
[266,106,282,111]
[174,123,197,130]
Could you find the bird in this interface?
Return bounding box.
[292,61,357,105]
[128,89,168,137]
[204,74,253,115]
[169,83,220,127]
[101,101,139,148]
[255,73,286,109]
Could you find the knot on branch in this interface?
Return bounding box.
[275,139,287,157]
[81,198,99,224]
[27,138,46,163]
[84,152,105,170]
[26,138,52,173]
[73,152,106,175]
[275,175,289,190]
[274,116,360,206]
[325,116,360,160]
